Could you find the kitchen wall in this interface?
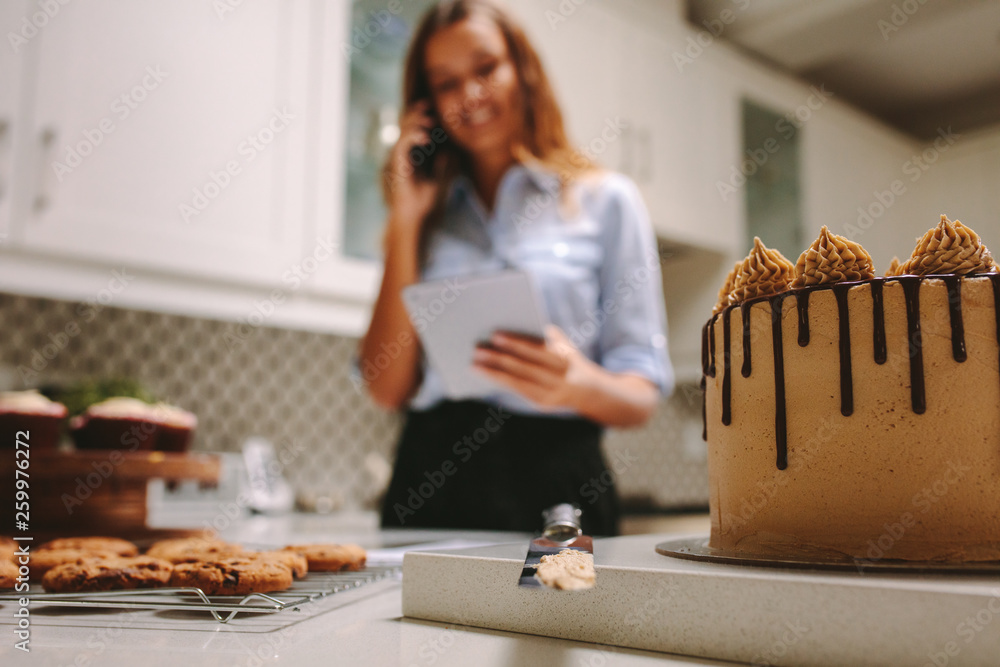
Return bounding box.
[0,292,709,511]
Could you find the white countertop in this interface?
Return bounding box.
[0,512,723,666]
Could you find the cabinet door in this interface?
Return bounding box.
[638,25,741,255]
[619,23,669,230]
[14,0,313,287]
[0,0,29,241]
[507,0,626,176]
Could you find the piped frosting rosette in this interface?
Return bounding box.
[791,226,875,288]
[896,215,997,276]
[727,237,794,304]
[713,261,741,314]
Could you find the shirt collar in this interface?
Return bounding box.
[447,161,561,208]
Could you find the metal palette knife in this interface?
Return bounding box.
[518,504,595,589]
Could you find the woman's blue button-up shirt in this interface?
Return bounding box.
[410,163,673,415]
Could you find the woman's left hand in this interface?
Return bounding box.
[472,325,595,412]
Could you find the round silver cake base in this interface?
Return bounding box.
[655,536,1000,574]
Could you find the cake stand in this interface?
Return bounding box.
[0,450,220,541]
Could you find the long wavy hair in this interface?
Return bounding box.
[383,0,595,257]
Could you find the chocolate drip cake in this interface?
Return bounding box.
[703,218,1000,562]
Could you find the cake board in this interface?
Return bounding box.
[402,533,1000,666]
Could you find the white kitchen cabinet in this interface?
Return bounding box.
[0,0,382,335]
[8,0,317,288]
[0,0,805,339]
[0,0,29,243]
[507,0,626,184]
[505,0,737,257]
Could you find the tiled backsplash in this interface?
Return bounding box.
[0,293,708,510]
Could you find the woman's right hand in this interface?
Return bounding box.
[385,101,442,235]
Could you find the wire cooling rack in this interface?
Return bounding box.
[0,564,401,624]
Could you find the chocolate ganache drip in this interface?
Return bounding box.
[832,285,854,417]
[992,275,1000,393]
[943,276,966,362]
[740,304,752,378]
[702,216,999,469]
[795,292,810,347]
[771,296,789,470]
[898,277,926,414]
[708,319,716,378]
[722,309,732,426]
[871,279,887,364]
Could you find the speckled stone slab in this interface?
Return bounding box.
[402,533,1000,667]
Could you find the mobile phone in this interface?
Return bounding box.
[408,102,443,179]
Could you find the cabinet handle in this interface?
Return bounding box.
[639,126,653,184]
[620,124,634,178]
[0,118,9,205]
[33,127,57,213]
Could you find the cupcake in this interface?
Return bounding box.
[0,390,68,451]
[150,403,197,453]
[70,397,161,451]
[70,398,197,453]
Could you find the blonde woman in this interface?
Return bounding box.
[360,0,672,535]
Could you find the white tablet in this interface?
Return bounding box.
[402,270,548,398]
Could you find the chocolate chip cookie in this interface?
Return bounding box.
[30,549,120,581]
[282,544,366,572]
[0,560,18,589]
[41,556,173,593]
[246,551,308,578]
[146,537,243,564]
[38,537,139,557]
[1,536,15,563]
[169,558,293,596]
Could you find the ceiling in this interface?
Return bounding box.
[685,0,1000,140]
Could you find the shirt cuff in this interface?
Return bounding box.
[600,344,675,397]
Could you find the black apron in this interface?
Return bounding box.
[380,400,619,536]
